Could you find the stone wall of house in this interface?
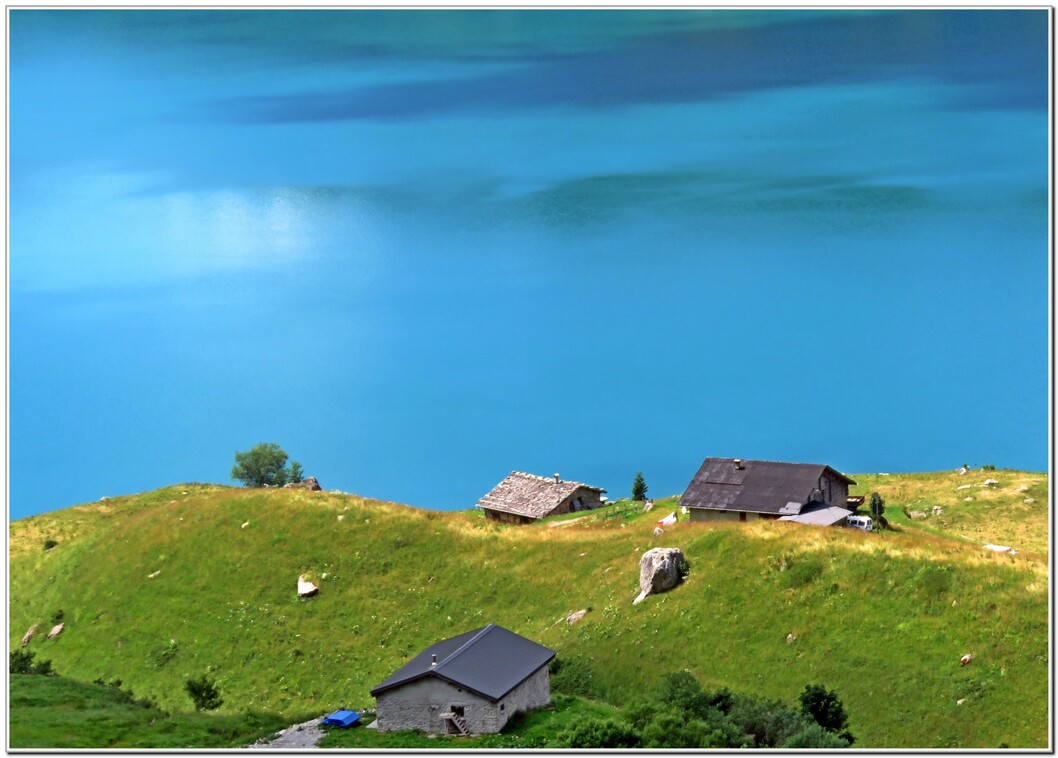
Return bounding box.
[498,666,551,721]
[374,668,551,735]
[482,508,533,525]
[552,487,607,517]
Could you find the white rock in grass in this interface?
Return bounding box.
[983,479,999,487]
[21,624,38,647]
[241,521,250,529]
[297,575,319,598]
[47,623,64,639]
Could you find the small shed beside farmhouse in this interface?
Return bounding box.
[477,472,607,524]
[370,624,555,735]
[678,457,855,526]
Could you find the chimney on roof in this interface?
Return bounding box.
[733,458,743,470]
[431,654,437,667]
[554,473,560,483]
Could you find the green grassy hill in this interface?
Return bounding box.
[9,471,1049,748]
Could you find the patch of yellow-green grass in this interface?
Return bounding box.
[852,469,1049,558]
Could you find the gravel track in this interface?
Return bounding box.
[245,716,328,750]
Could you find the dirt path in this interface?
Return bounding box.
[245,715,327,749]
[548,514,593,527]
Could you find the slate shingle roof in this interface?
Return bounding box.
[678,458,855,516]
[369,624,556,702]
[476,471,606,520]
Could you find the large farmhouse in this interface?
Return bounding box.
[369,624,555,735]
[476,471,606,524]
[678,457,856,526]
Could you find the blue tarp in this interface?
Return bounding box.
[321,710,360,728]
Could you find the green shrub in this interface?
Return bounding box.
[782,722,852,748]
[185,673,223,711]
[10,649,54,675]
[43,539,58,551]
[799,684,854,743]
[557,716,641,748]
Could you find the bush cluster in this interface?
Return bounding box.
[185,673,224,711]
[10,649,54,676]
[554,671,854,749]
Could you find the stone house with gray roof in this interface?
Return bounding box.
[369,624,555,735]
[476,471,607,524]
[678,457,856,527]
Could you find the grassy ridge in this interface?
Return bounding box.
[9,674,295,748]
[8,473,1049,748]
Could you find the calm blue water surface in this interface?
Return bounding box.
[9,9,1049,518]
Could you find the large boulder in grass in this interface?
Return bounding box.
[285,477,322,491]
[47,623,64,640]
[633,547,685,605]
[21,624,38,647]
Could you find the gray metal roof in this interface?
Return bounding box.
[369,624,556,702]
[678,457,856,515]
[778,501,853,526]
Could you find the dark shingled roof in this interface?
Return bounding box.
[476,471,606,520]
[369,624,556,702]
[678,458,856,515]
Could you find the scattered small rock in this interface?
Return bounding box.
[643,500,654,513]
[337,514,345,521]
[1024,498,1036,504]
[297,575,320,598]
[566,609,588,625]
[99,496,109,502]
[960,653,973,666]
[786,633,797,644]
[241,521,250,529]
[983,479,999,487]
[951,599,958,607]
[148,570,161,579]
[47,623,64,639]
[652,527,664,537]
[1017,485,1031,492]
[932,506,944,516]
[956,466,969,475]
[964,497,974,502]
[957,485,972,490]
[909,510,926,519]
[957,698,966,706]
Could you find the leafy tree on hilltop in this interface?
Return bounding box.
[288,461,305,484]
[231,443,298,488]
[631,471,649,501]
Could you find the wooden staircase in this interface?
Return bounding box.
[440,712,470,736]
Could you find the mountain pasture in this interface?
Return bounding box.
[8,472,1049,748]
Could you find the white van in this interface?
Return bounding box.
[846,515,873,531]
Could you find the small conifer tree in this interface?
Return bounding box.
[869,492,885,523]
[631,472,648,501]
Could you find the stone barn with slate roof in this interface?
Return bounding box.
[476,471,607,524]
[370,624,555,735]
[678,457,856,526]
